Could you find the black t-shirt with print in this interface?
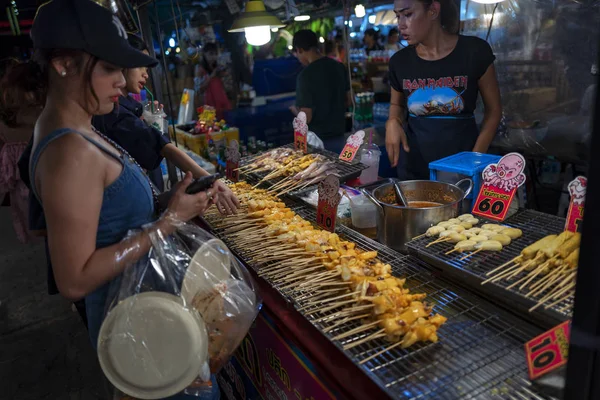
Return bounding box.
[388,35,496,179]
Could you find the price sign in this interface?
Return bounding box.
[294,130,307,154]
[293,112,308,154]
[525,321,570,380]
[565,176,586,232]
[339,130,365,163]
[472,152,526,221]
[225,140,241,182]
[317,175,341,233]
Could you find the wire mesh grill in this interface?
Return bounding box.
[407,209,571,327]
[206,205,555,400]
[239,143,367,192]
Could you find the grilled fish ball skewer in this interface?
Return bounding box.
[447,233,468,243]
[437,221,453,229]
[475,240,503,251]
[500,227,522,240]
[447,218,461,224]
[470,235,489,243]
[458,214,474,221]
[425,226,446,237]
[453,240,477,252]
[564,248,579,269]
[479,230,496,238]
[465,228,483,235]
[489,234,512,246]
[448,225,465,233]
[459,221,473,229]
[482,224,506,232]
[465,218,479,225]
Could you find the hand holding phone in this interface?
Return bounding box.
[186,173,221,194]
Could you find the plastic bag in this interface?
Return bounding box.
[307,130,324,149]
[98,221,261,399]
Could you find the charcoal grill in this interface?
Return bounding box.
[206,202,556,399]
[239,143,367,191]
[407,209,570,328]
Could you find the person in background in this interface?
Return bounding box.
[291,30,351,153]
[385,0,502,180]
[335,33,347,64]
[20,1,221,398]
[194,42,231,118]
[0,60,43,243]
[364,28,384,55]
[93,35,239,214]
[325,39,340,61]
[386,28,402,52]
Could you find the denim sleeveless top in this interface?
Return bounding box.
[30,129,220,400]
[29,128,155,348]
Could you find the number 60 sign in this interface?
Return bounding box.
[472,153,526,221]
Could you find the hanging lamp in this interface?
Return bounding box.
[229,0,285,46]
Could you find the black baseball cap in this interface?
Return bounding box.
[32,0,158,69]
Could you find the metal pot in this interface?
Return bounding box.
[361,179,473,252]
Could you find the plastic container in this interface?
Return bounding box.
[350,195,378,238]
[429,151,502,212]
[359,144,381,184]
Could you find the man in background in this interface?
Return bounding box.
[291,30,350,153]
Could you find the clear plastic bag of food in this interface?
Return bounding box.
[98,221,261,399]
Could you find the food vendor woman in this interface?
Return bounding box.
[385,0,502,180]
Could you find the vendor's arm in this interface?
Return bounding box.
[385,88,410,167]
[38,136,211,300]
[473,64,502,153]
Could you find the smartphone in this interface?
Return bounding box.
[186,173,221,195]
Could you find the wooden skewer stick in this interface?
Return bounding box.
[312,304,374,323]
[359,341,404,365]
[485,255,523,276]
[527,268,569,298]
[530,282,575,312]
[309,298,365,315]
[426,238,451,248]
[343,330,386,351]
[303,290,359,306]
[505,263,546,290]
[331,320,381,341]
[412,233,427,241]
[322,313,371,333]
[481,263,524,285]
[528,265,567,293]
[544,290,575,310]
[445,248,459,255]
[459,248,482,262]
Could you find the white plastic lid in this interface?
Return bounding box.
[181,238,232,305]
[98,292,209,399]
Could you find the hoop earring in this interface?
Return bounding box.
[60,71,67,77]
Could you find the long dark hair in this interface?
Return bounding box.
[0,49,101,123]
[127,34,149,53]
[419,0,460,34]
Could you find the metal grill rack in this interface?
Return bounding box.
[206,205,555,399]
[239,143,367,191]
[407,209,570,328]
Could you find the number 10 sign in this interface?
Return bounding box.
[472,153,527,221]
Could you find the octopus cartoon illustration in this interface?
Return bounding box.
[568,176,587,205]
[346,130,366,147]
[318,174,342,207]
[293,111,308,135]
[482,153,526,192]
[225,140,240,163]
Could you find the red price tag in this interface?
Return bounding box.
[339,143,359,163]
[472,185,516,221]
[226,160,239,182]
[317,200,337,232]
[294,131,307,154]
[565,176,586,232]
[317,175,341,232]
[525,321,570,380]
[472,153,526,221]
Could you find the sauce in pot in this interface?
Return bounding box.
[408,201,442,208]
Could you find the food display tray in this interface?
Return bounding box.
[239,143,367,192]
[207,201,556,399]
[407,209,570,329]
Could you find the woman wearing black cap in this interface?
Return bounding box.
[385,0,502,180]
[25,1,220,398]
[92,34,240,214]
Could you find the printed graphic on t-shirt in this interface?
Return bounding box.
[403,76,468,117]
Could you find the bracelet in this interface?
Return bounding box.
[390,102,402,107]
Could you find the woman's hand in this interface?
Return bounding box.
[385,118,410,168]
[213,180,241,215]
[165,172,218,222]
